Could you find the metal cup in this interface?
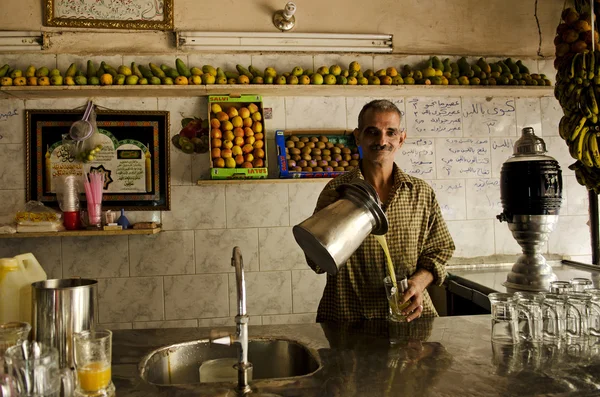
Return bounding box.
[31,279,97,369]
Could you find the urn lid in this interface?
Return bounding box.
[513,127,547,156]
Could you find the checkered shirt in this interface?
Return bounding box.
[307,164,455,322]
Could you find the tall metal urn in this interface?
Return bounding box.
[497,127,563,292]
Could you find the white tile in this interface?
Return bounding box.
[548,215,592,256]
[261,97,286,140]
[0,98,25,144]
[493,221,522,255]
[249,54,314,75]
[133,319,198,329]
[188,54,252,74]
[545,136,574,176]
[92,97,158,111]
[25,98,87,110]
[62,236,129,278]
[565,177,589,216]
[446,219,495,257]
[58,55,122,76]
[292,270,326,313]
[540,97,562,137]
[288,180,330,226]
[191,153,211,182]
[313,54,375,73]
[229,271,292,316]
[198,317,235,328]
[261,313,316,325]
[164,274,229,319]
[122,210,161,224]
[373,54,417,72]
[98,322,133,330]
[0,190,24,224]
[537,59,555,84]
[130,231,195,276]
[98,277,164,323]
[395,137,435,179]
[462,97,517,137]
[0,237,62,279]
[490,137,516,178]
[162,185,226,230]
[285,97,347,129]
[347,97,406,131]
[465,178,502,220]
[195,228,259,273]
[0,144,24,189]
[258,227,306,271]
[428,179,466,220]
[515,98,542,134]
[121,55,173,72]
[225,183,288,228]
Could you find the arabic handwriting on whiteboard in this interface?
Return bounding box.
[407,97,462,137]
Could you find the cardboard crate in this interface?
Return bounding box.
[276,129,361,178]
[208,95,268,179]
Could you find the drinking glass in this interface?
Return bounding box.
[0,322,31,354]
[541,293,566,342]
[488,293,518,344]
[570,278,592,292]
[73,330,114,397]
[565,292,591,340]
[383,275,409,322]
[549,281,573,295]
[514,292,543,343]
[586,288,600,337]
[4,341,73,397]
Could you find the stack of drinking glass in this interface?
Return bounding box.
[488,278,600,360]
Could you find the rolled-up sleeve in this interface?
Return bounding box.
[417,193,455,286]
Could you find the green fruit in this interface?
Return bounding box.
[276,75,287,85]
[36,66,49,78]
[114,74,126,85]
[287,75,298,85]
[125,75,139,85]
[50,75,63,85]
[149,76,162,85]
[65,63,77,77]
[324,74,337,85]
[176,58,191,77]
[89,76,100,85]
[162,77,174,85]
[75,76,87,85]
[311,73,324,85]
[149,63,166,78]
[336,75,347,85]
[292,66,303,76]
[368,76,380,85]
[117,65,133,76]
[138,77,148,85]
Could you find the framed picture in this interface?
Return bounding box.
[26,109,171,211]
[44,0,174,30]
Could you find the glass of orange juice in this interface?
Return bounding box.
[73,329,115,397]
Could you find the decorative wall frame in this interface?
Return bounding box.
[44,0,174,30]
[26,109,171,211]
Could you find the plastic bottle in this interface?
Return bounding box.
[0,253,47,324]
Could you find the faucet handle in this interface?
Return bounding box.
[210,329,233,346]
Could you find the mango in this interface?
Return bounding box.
[174,76,188,85]
[275,75,287,85]
[138,77,149,85]
[100,73,113,85]
[64,76,76,86]
[349,61,361,72]
[251,76,263,84]
[25,65,36,78]
[75,76,87,85]
[27,76,38,86]
[50,75,63,85]
[35,67,49,78]
[347,76,358,85]
[310,73,324,85]
[125,75,139,85]
[38,76,50,86]
[149,63,166,78]
[357,76,369,85]
[0,64,9,78]
[287,75,298,85]
[368,76,381,85]
[149,76,161,85]
[203,74,217,84]
[13,76,26,86]
[87,60,97,79]
[162,77,173,85]
[336,75,348,85]
[176,58,191,77]
[235,75,248,84]
[88,76,100,85]
[324,74,336,85]
[65,63,77,77]
[202,65,217,77]
[0,77,13,86]
[299,75,310,85]
[264,67,277,78]
[330,65,342,76]
[10,69,22,79]
[392,75,404,85]
[117,65,132,76]
[190,67,203,76]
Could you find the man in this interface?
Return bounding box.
[306,99,455,323]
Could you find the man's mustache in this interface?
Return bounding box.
[369,144,393,151]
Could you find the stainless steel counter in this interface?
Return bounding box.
[448,262,600,294]
[111,315,600,396]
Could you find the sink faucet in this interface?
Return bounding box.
[211,246,252,395]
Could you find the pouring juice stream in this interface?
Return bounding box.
[375,235,410,315]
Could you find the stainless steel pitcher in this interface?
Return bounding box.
[31,279,97,369]
[293,179,388,275]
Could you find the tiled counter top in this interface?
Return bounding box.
[111,315,600,396]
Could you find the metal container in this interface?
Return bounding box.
[293,179,388,275]
[31,278,97,369]
[497,127,563,292]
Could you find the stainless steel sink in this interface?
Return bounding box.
[139,338,320,385]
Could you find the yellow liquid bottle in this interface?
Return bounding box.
[374,234,410,319]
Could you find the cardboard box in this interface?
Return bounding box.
[276,129,361,178]
[208,95,268,179]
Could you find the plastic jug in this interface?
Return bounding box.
[0,253,47,324]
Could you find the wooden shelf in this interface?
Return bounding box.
[0,228,161,238]
[197,178,331,185]
[0,84,554,99]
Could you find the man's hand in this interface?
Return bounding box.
[399,269,434,322]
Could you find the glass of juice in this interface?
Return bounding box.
[384,275,410,322]
[73,329,115,397]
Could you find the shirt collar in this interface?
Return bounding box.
[354,162,413,188]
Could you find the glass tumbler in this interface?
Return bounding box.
[565,292,591,340]
[514,292,544,343]
[0,322,31,354]
[549,281,573,295]
[74,329,114,397]
[586,288,600,337]
[383,275,409,322]
[488,293,518,344]
[541,293,566,342]
[570,278,592,292]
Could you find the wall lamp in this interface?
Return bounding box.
[273,2,297,32]
[0,31,45,52]
[176,31,393,53]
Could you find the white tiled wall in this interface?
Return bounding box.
[0,54,591,329]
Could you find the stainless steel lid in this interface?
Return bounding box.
[513,127,546,155]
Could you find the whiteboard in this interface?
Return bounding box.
[405,97,462,137]
[462,97,517,137]
[435,138,491,179]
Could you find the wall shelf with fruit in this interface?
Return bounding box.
[0,57,554,99]
[0,228,161,239]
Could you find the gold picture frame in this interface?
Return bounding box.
[44,0,173,30]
